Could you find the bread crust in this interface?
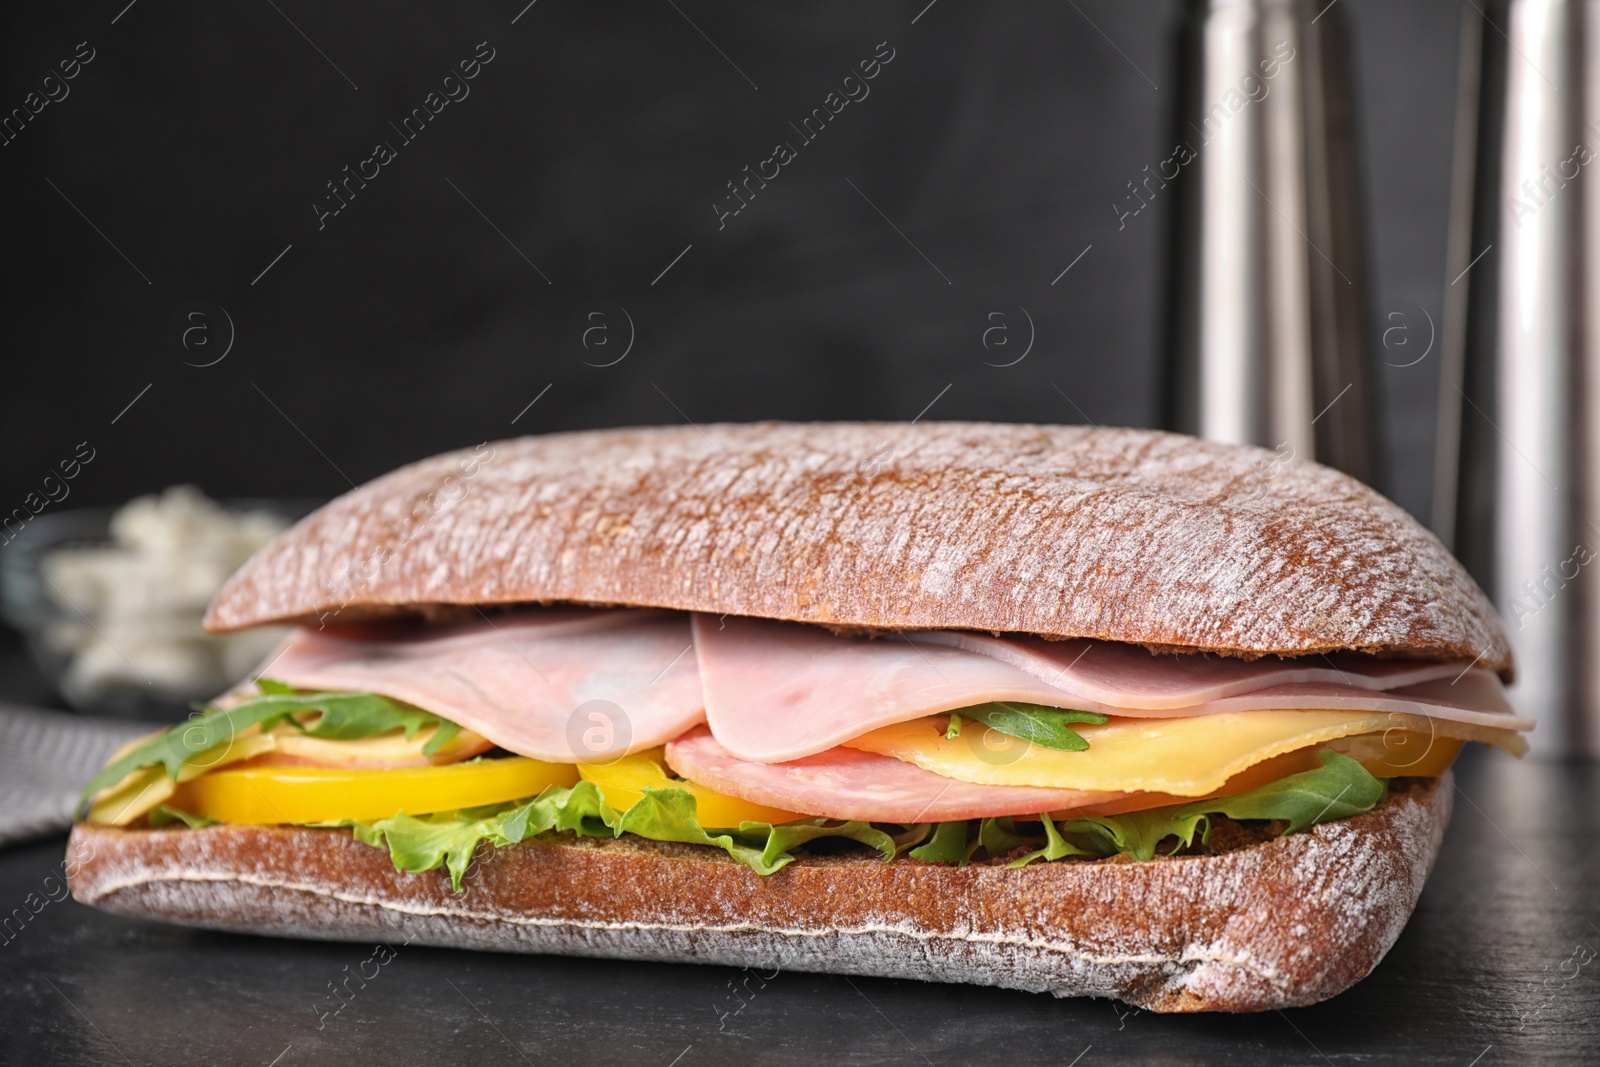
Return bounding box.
[66,773,1450,1012]
[201,423,1510,674]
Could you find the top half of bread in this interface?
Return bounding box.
[203,422,1511,677]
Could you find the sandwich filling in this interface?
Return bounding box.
[80,607,1530,888]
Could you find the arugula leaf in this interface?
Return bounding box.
[908,820,969,862]
[909,814,1100,867]
[79,683,461,802]
[1187,750,1387,832]
[1056,807,1210,862]
[1008,813,1096,868]
[945,714,962,740]
[146,805,216,829]
[421,720,461,758]
[283,689,442,742]
[886,823,937,856]
[960,702,1109,752]
[966,816,1037,862]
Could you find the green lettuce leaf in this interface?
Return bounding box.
[346,781,618,890]
[344,782,903,890]
[79,682,461,802]
[350,806,520,889]
[739,818,899,870]
[614,788,778,872]
[959,702,1109,752]
[1013,750,1388,866]
[518,778,620,837]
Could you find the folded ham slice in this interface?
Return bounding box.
[664,726,1120,822]
[910,631,1465,706]
[693,614,1532,763]
[260,608,704,763]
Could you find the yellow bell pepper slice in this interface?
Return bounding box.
[1332,731,1465,779]
[578,748,803,827]
[166,757,578,825]
[84,720,492,826]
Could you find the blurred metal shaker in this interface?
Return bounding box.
[1446,0,1600,757]
[1166,0,1378,484]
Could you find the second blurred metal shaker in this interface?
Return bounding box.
[1458,0,1600,757]
[1167,0,1377,484]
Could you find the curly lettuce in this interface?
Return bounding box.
[345,781,907,890]
[974,750,1388,867]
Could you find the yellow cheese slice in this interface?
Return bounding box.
[270,722,488,765]
[841,711,1527,797]
[87,731,278,826]
[85,720,488,826]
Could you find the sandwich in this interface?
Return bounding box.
[66,422,1530,1012]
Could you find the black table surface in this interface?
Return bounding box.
[3,742,1597,1065]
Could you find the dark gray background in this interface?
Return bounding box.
[0,0,1460,530]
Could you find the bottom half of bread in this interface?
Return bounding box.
[66,773,1451,1013]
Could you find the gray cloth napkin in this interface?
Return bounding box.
[0,702,153,846]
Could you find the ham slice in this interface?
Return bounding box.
[694,614,1093,764]
[260,608,704,763]
[1150,670,1525,725]
[910,631,1465,707]
[664,726,1119,822]
[693,614,1532,763]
